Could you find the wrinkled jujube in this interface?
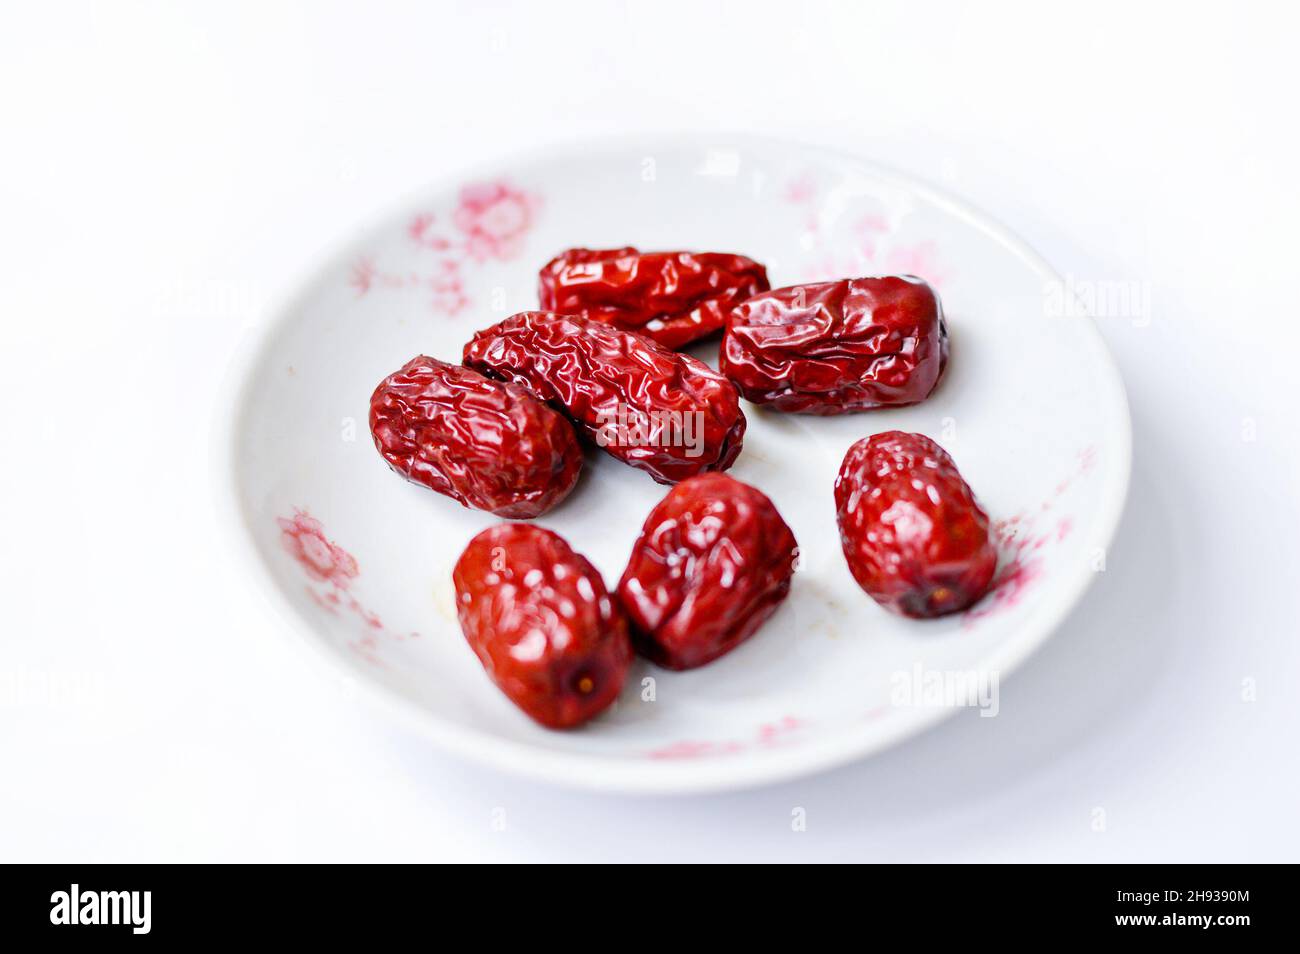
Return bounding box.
[369,355,582,518]
[618,473,798,670]
[463,311,745,484]
[721,275,949,414]
[834,431,996,618]
[453,523,632,728]
[539,247,769,349]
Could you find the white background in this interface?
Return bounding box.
[3,1,1298,862]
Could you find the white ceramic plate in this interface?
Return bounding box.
[219,134,1130,794]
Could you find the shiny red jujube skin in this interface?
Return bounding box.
[369,356,582,518]
[834,431,996,618]
[453,524,633,729]
[538,247,770,350]
[618,473,798,670]
[463,311,746,484]
[720,275,949,415]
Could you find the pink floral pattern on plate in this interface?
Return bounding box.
[350,179,540,316]
[648,716,804,760]
[963,446,1097,627]
[784,175,951,287]
[279,510,358,589]
[278,509,418,665]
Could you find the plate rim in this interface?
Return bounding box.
[213,132,1133,795]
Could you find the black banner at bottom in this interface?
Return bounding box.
[3,864,1275,940]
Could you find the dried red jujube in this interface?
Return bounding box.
[834,431,996,618]
[721,275,948,414]
[369,355,581,518]
[463,311,745,484]
[618,473,798,670]
[539,247,769,349]
[453,523,632,728]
